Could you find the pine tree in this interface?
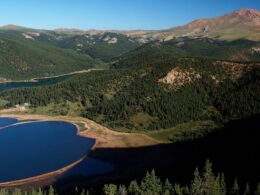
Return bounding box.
[220,173,226,195]
[12,188,22,195]
[80,189,86,195]
[118,185,127,195]
[256,183,260,195]
[216,175,221,194]
[183,185,190,195]
[243,183,250,195]
[75,186,79,195]
[140,170,162,195]
[103,184,117,195]
[37,188,43,195]
[128,180,140,195]
[163,178,173,195]
[231,179,239,195]
[163,190,170,195]
[48,186,56,195]
[202,160,218,195]
[31,189,38,195]
[191,168,203,195]
[174,184,183,195]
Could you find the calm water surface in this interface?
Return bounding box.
[0,75,71,92]
[0,117,19,127]
[0,118,97,183]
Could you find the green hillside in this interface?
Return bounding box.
[0,28,141,62]
[57,32,140,62]
[1,55,259,142]
[112,38,260,70]
[0,35,99,80]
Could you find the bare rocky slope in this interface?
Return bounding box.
[54,9,260,42]
[1,9,259,44]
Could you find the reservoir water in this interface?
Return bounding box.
[0,117,19,127]
[0,74,72,92]
[0,118,97,183]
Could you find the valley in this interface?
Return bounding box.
[0,7,259,195]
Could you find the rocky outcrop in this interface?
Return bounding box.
[158,67,201,89]
[215,61,258,80]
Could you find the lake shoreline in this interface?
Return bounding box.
[0,113,161,188]
[0,114,162,149]
[0,69,101,84]
[0,154,87,188]
[0,115,96,188]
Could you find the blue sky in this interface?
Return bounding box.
[0,0,259,30]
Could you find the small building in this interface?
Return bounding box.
[15,103,30,111]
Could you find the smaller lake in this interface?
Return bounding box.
[0,74,72,92]
[0,118,97,183]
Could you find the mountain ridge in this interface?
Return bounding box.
[54,9,260,42]
[1,9,259,42]
[0,9,259,80]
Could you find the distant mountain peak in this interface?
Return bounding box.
[186,19,213,28]
[0,9,259,43]
[229,9,260,18]
[0,24,28,30]
[186,9,260,28]
[226,9,260,24]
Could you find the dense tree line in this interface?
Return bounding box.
[101,161,260,195]
[0,57,259,132]
[112,38,260,69]
[0,35,97,80]
[57,32,140,62]
[0,161,259,195]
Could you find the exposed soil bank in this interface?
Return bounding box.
[0,155,87,187]
[0,114,162,149]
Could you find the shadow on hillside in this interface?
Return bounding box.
[55,115,260,190]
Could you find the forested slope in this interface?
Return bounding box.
[0,28,141,63]
[112,38,260,70]
[1,56,259,139]
[0,35,99,80]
